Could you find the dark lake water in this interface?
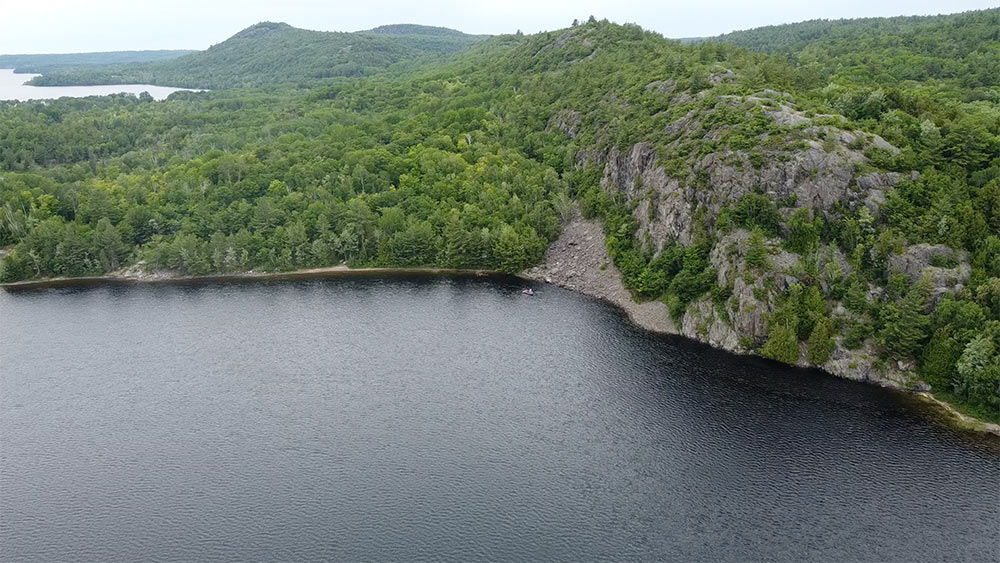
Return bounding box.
[1,275,998,562]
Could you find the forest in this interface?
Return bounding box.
[0,50,194,74]
[25,23,485,89]
[0,10,997,419]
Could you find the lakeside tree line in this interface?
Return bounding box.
[0,95,561,277]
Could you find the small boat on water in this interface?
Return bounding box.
[522,288,534,296]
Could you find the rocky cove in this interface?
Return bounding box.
[524,72,1000,433]
[523,211,1000,436]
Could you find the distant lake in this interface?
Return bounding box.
[0,68,197,101]
[1,275,998,562]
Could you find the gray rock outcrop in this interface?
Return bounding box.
[545,90,921,390]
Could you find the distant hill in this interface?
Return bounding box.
[27,22,486,89]
[0,50,195,73]
[709,8,1000,86]
[364,24,474,37]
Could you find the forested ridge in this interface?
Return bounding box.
[25,22,486,89]
[712,9,1000,88]
[0,50,195,74]
[1,11,998,419]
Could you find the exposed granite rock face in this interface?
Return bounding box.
[870,135,900,153]
[548,29,578,50]
[645,79,676,95]
[708,68,736,85]
[764,105,811,127]
[548,110,583,140]
[888,244,972,302]
[593,93,902,253]
[888,244,970,282]
[680,298,740,350]
[551,91,922,390]
[696,141,861,208]
[111,261,178,281]
[821,338,910,387]
[602,142,694,245]
[685,230,912,387]
[706,230,775,347]
[856,171,903,192]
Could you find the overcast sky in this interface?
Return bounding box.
[2,0,997,54]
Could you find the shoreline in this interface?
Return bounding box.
[914,392,1000,435]
[4,258,998,438]
[0,265,507,291]
[521,213,1000,439]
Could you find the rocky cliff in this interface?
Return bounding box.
[539,86,974,392]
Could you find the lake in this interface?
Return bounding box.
[1,275,998,562]
[0,68,196,101]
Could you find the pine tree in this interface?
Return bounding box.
[762,290,802,364]
[763,317,800,364]
[745,228,769,269]
[94,218,127,272]
[878,276,932,360]
[807,318,835,365]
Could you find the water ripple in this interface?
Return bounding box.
[1,276,997,562]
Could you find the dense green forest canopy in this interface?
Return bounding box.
[0,11,998,417]
[364,24,476,37]
[0,50,195,73]
[26,22,487,89]
[712,8,1000,88]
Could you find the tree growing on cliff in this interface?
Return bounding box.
[919,298,987,389]
[745,228,769,269]
[785,208,821,255]
[762,291,802,364]
[877,276,932,361]
[807,318,835,365]
[762,317,800,364]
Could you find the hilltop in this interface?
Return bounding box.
[27,22,485,89]
[364,24,476,37]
